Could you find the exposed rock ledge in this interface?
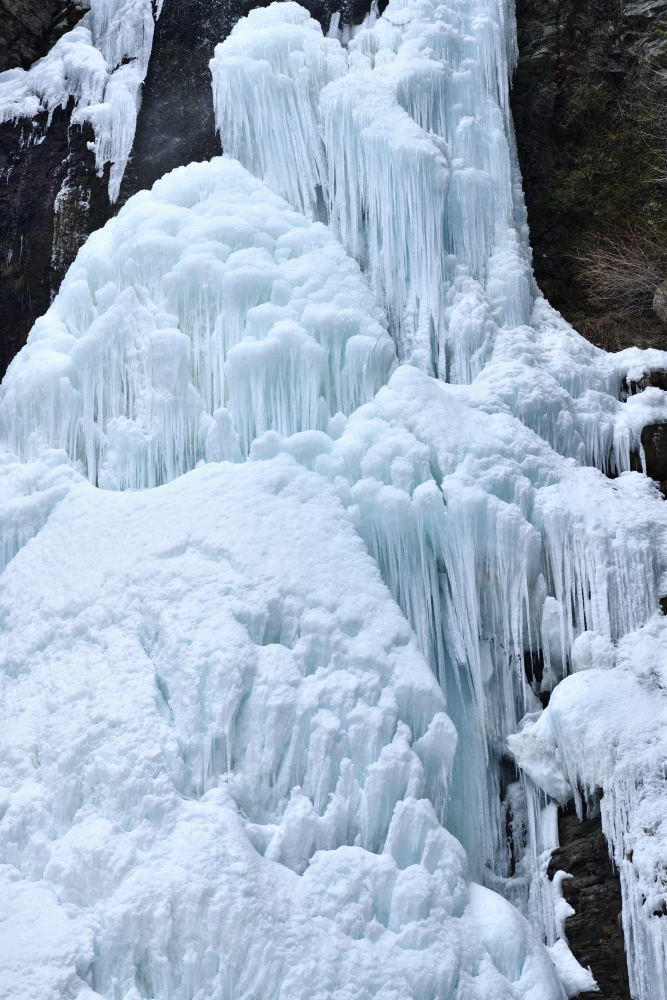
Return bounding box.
[548,806,631,1000]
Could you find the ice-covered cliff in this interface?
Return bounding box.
[0,1,666,998]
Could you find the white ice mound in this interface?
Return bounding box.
[0,0,156,201]
[0,455,563,1000]
[0,157,395,489]
[510,615,667,1000]
[211,0,520,373]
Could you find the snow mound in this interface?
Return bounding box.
[0,157,395,489]
[0,456,563,1000]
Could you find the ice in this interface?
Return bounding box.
[0,0,156,201]
[0,448,80,572]
[210,15,667,982]
[211,0,667,471]
[254,363,667,892]
[548,940,598,998]
[211,2,347,218]
[0,158,395,488]
[0,457,565,1000]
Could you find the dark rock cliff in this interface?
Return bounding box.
[0,0,85,73]
[511,0,667,350]
[118,0,237,200]
[119,0,376,200]
[549,806,631,1000]
[0,0,110,376]
[0,107,110,374]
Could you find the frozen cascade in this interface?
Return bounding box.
[252,365,667,888]
[209,3,667,990]
[211,0,667,473]
[0,0,157,201]
[1,0,667,998]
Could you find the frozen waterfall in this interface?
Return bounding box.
[1,1,667,999]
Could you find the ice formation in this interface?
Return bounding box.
[0,0,156,200]
[211,0,667,470]
[0,454,570,1000]
[251,363,667,897]
[210,6,667,989]
[2,0,667,997]
[0,158,395,489]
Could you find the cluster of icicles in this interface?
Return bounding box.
[1,1,667,998]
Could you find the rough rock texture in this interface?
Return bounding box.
[653,279,667,326]
[641,422,667,493]
[119,0,236,200]
[511,0,667,351]
[0,0,86,73]
[0,0,108,379]
[625,369,667,491]
[548,805,631,1000]
[0,107,110,377]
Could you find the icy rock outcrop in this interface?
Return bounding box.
[0,158,395,489]
[0,0,156,201]
[546,808,631,999]
[510,615,667,1000]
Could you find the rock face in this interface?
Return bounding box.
[0,0,110,378]
[653,279,667,326]
[119,0,237,200]
[641,422,667,494]
[511,0,666,351]
[548,806,631,1000]
[0,0,85,73]
[119,0,375,200]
